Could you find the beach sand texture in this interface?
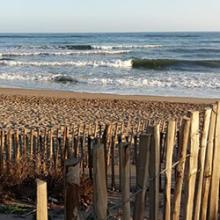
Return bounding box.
[0,88,214,129]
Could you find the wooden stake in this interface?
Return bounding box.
[164,120,176,220]
[133,134,150,220]
[149,124,160,220]
[208,102,220,220]
[64,159,81,220]
[0,129,4,173]
[93,140,107,220]
[200,106,217,220]
[121,143,131,220]
[30,129,34,160]
[172,118,190,220]
[36,179,48,220]
[194,108,211,220]
[184,111,200,220]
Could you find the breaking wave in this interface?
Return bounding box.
[0,59,133,68]
[132,59,220,70]
[0,50,130,57]
[2,58,220,70]
[0,72,219,89]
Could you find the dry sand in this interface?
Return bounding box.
[0,87,217,129]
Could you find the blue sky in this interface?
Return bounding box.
[0,0,219,32]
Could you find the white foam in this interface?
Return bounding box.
[0,71,220,90]
[0,59,133,68]
[92,44,162,50]
[87,75,220,89]
[0,50,130,56]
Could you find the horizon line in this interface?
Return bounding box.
[0,30,220,34]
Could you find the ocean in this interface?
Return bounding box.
[0,32,220,98]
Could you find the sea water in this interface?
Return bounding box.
[0,32,220,98]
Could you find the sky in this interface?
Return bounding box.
[0,0,219,33]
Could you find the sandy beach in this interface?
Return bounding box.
[0,87,216,129]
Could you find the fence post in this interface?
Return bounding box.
[149,124,160,220]
[87,135,93,180]
[36,179,48,220]
[172,118,190,220]
[164,120,176,220]
[133,134,150,220]
[111,135,115,190]
[0,129,4,174]
[193,108,211,220]
[200,105,217,220]
[30,129,34,161]
[93,139,107,220]
[121,142,131,220]
[64,158,81,220]
[184,111,200,220]
[208,102,220,219]
[23,128,27,161]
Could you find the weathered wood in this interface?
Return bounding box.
[194,108,211,220]
[208,102,220,220]
[102,124,111,184]
[23,128,27,160]
[119,135,123,192]
[64,162,81,220]
[133,134,150,220]
[149,124,160,220]
[93,140,107,220]
[54,128,59,174]
[184,111,200,220]
[87,135,93,180]
[30,129,34,160]
[36,179,48,220]
[172,118,190,220]
[0,129,4,173]
[200,106,217,220]
[121,143,131,220]
[6,129,12,173]
[36,129,40,174]
[111,135,115,190]
[49,129,53,162]
[15,130,20,161]
[164,120,176,220]
[42,128,47,174]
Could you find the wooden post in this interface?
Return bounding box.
[6,129,12,173]
[42,128,47,174]
[102,124,111,184]
[193,108,211,220]
[64,158,81,220]
[93,139,107,220]
[30,129,34,160]
[49,129,53,165]
[87,135,93,180]
[164,120,176,220]
[0,129,4,173]
[200,106,217,220]
[36,129,40,174]
[36,179,48,220]
[208,102,220,220]
[121,143,131,220]
[119,135,123,192]
[133,134,150,220]
[23,128,27,161]
[184,111,200,220]
[149,124,160,220]
[15,129,20,161]
[172,118,190,220]
[111,135,116,190]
